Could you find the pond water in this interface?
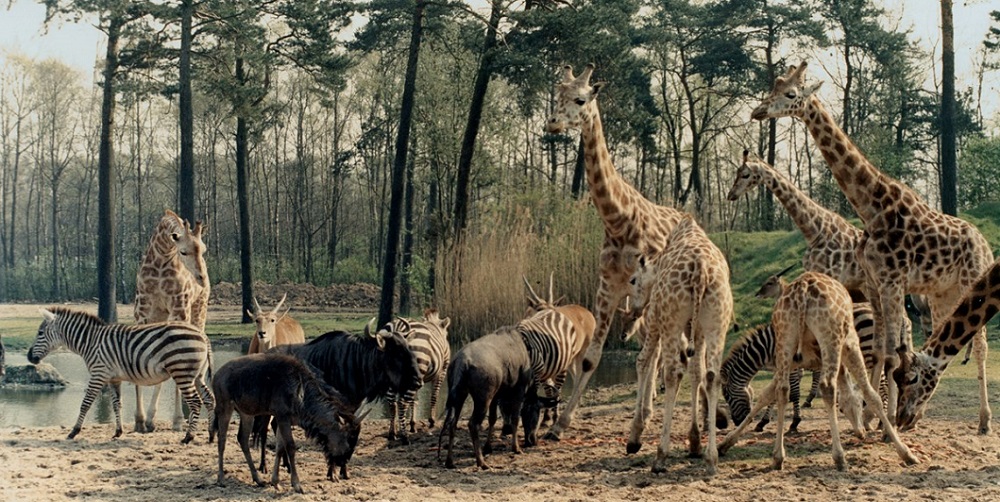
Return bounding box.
[0,344,638,429]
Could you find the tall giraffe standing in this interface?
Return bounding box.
[544,64,683,442]
[133,209,210,432]
[897,258,1000,429]
[751,62,994,433]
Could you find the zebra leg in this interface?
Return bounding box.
[236,412,265,486]
[408,397,417,434]
[397,398,411,445]
[754,405,773,432]
[177,378,204,444]
[70,377,108,439]
[134,384,148,433]
[110,382,124,439]
[788,367,803,433]
[803,370,820,408]
[428,370,445,430]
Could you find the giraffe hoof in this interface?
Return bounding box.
[626,442,642,455]
[144,422,157,433]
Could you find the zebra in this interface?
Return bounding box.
[518,275,595,441]
[722,302,890,433]
[27,307,214,443]
[381,308,452,444]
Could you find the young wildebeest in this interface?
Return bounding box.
[247,294,305,354]
[438,326,541,470]
[210,353,366,492]
[256,322,422,474]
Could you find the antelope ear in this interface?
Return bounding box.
[39,308,56,321]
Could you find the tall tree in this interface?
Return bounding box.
[378,0,426,327]
[178,0,195,222]
[939,0,957,215]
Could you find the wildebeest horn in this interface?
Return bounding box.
[522,275,543,306]
[364,317,376,337]
[775,263,796,278]
[355,407,373,425]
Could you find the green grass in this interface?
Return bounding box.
[0,306,374,352]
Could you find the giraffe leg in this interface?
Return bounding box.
[134,384,148,433]
[771,364,791,471]
[651,357,684,474]
[973,328,992,434]
[546,282,620,441]
[817,367,846,470]
[146,384,163,433]
[172,386,184,432]
[627,327,662,454]
[842,341,918,465]
[719,380,779,455]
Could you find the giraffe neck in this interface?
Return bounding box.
[756,163,838,244]
[579,102,638,227]
[801,96,893,223]
[921,261,1000,368]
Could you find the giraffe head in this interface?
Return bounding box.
[750,62,823,121]
[621,254,655,328]
[727,150,764,201]
[171,215,208,288]
[546,63,604,134]
[754,264,795,299]
[894,347,940,431]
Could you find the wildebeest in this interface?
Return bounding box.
[438,326,541,469]
[247,294,305,354]
[255,322,422,471]
[210,353,366,492]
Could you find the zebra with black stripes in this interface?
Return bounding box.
[382,308,451,444]
[722,302,892,433]
[27,307,214,443]
[518,275,595,442]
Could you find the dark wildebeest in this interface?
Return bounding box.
[210,353,367,493]
[256,321,422,474]
[438,326,541,469]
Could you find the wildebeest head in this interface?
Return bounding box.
[365,319,423,396]
[520,387,544,447]
[321,407,370,481]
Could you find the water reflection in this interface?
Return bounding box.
[0,343,637,429]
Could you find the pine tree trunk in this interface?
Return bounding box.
[97,12,121,323]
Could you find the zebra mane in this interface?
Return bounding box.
[722,323,771,366]
[45,307,108,326]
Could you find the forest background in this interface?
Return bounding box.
[2,0,1000,347]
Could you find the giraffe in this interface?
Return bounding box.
[750,61,994,434]
[133,209,210,432]
[622,215,733,474]
[544,63,683,442]
[896,258,1000,430]
[719,271,919,470]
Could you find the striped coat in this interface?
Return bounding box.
[27,307,214,443]
[383,309,451,444]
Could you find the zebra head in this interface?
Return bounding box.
[28,308,62,365]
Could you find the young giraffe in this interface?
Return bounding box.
[544,63,683,443]
[896,258,1000,430]
[624,215,732,474]
[719,271,919,471]
[751,62,994,433]
[133,209,210,432]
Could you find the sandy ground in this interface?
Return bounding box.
[2,383,1000,502]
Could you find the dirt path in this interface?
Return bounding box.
[2,384,999,501]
